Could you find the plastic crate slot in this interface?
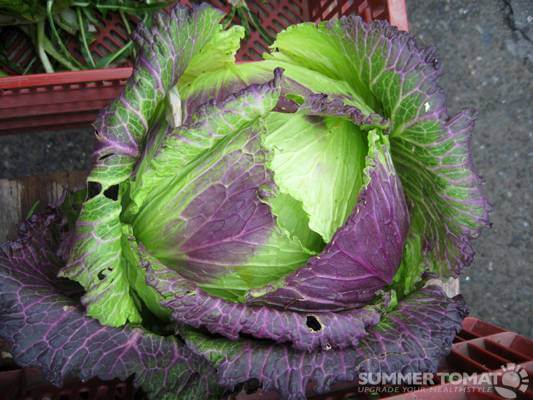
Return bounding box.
[8,42,31,65]
[466,342,512,369]
[103,36,122,52]
[270,19,285,34]
[362,6,372,22]
[322,7,339,21]
[251,2,269,19]
[454,334,468,343]
[3,31,34,69]
[273,11,291,28]
[449,348,491,373]
[92,44,106,58]
[109,28,127,43]
[287,2,307,19]
[78,388,90,399]
[210,0,229,13]
[19,53,37,69]
[372,6,386,20]
[334,1,344,17]
[321,0,335,16]
[341,1,357,16]
[461,318,506,337]
[254,40,269,53]
[484,339,530,363]
[508,335,533,359]
[456,329,480,341]
[249,1,270,18]
[94,40,111,56]
[112,21,127,32]
[3,31,16,47]
[483,333,533,360]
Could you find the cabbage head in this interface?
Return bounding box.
[0,4,489,399]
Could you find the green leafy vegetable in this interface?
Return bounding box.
[0,0,172,74]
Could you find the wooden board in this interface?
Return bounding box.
[0,170,459,295]
[0,171,87,242]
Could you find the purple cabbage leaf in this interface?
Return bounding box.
[0,207,223,400]
[58,4,245,326]
[182,285,467,400]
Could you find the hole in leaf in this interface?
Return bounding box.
[233,378,261,396]
[87,181,102,199]
[98,153,113,161]
[286,93,304,105]
[306,315,322,332]
[275,96,300,113]
[97,270,106,281]
[133,388,147,400]
[243,378,261,394]
[113,383,128,399]
[103,185,119,201]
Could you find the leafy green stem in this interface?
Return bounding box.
[222,7,236,30]
[47,0,82,70]
[119,10,132,35]
[76,7,95,68]
[22,56,36,74]
[36,20,54,73]
[241,6,273,44]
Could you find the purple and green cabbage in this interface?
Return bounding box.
[0,4,489,399]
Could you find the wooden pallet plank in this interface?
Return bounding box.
[0,171,87,242]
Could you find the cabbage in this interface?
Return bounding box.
[0,4,489,399]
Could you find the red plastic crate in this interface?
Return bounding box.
[1,318,531,400]
[0,0,408,134]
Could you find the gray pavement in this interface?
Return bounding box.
[0,0,531,336]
